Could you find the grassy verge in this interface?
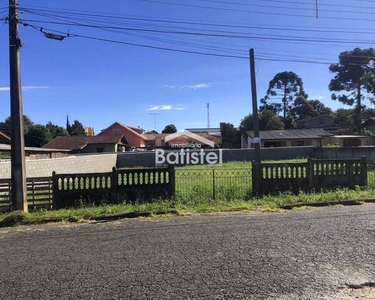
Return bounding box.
[1,188,375,228]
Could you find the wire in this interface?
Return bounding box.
[19,21,375,67]
[20,21,249,60]
[200,0,375,16]
[17,6,375,34]
[139,0,375,22]
[18,18,375,47]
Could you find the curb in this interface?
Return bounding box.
[0,209,180,228]
[279,198,375,210]
[92,209,179,221]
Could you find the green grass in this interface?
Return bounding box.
[1,160,374,228]
[1,188,374,228]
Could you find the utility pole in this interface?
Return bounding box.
[206,103,210,128]
[149,113,161,131]
[9,0,27,212]
[250,49,261,164]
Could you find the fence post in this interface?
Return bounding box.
[51,171,57,210]
[169,165,176,198]
[111,167,118,203]
[348,161,354,188]
[307,158,313,192]
[361,156,368,187]
[212,169,216,200]
[252,161,260,197]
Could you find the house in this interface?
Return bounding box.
[0,131,11,145]
[294,115,339,131]
[98,122,148,148]
[43,135,128,153]
[0,143,70,159]
[144,131,220,149]
[242,129,333,148]
[85,127,95,136]
[325,135,374,147]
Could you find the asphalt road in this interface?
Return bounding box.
[1,205,375,300]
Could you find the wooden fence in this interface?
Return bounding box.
[252,157,368,196]
[0,177,53,212]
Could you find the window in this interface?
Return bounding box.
[113,129,121,134]
[319,119,325,125]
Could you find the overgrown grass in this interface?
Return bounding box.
[1,188,374,228]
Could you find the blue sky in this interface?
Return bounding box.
[0,0,374,133]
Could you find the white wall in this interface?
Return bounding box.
[0,154,117,179]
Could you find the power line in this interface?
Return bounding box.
[17,6,375,34]
[200,0,375,16]
[139,0,375,22]
[18,18,375,46]
[18,21,375,67]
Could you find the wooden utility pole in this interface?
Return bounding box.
[9,0,28,212]
[250,49,261,164]
[250,49,261,196]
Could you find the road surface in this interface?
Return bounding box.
[1,205,375,299]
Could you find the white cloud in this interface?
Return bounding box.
[147,105,185,111]
[0,86,50,92]
[163,83,210,90]
[312,95,324,100]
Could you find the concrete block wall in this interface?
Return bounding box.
[314,147,375,162]
[0,154,117,179]
[116,147,315,168]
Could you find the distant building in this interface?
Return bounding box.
[85,127,95,136]
[242,129,333,148]
[242,129,374,148]
[43,135,128,153]
[293,115,339,131]
[144,132,220,149]
[98,122,148,148]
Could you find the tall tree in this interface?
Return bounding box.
[261,71,307,129]
[46,121,69,138]
[70,120,86,136]
[329,47,375,133]
[162,124,177,134]
[239,111,283,133]
[309,100,333,116]
[4,115,34,134]
[220,123,240,148]
[25,124,52,147]
[66,116,72,135]
[334,108,355,129]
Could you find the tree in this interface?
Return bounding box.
[329,47,375,133]
[46,121,69,138]
[220,123,240,148]
[334,108,354,129]
[239,111,283,133]
[25,124,52,147]
[69,120,86,136]
[309,100,333,116]
[4,115,34,134]
[162,124,177,134]
[66,116,71,135]
[291,97,318,121]
[145,130,159,134]
[261,71,307,128]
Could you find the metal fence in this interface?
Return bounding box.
[175,169,252,201]
[2,162,375,213]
